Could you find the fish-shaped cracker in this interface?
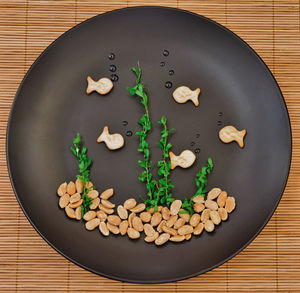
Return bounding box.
[97,126,124,150]
[86,76,113,95]
[172,86,200,106]
[169,150,196,170]
[219,125,246,148]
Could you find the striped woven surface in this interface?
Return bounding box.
[0,1,299,292]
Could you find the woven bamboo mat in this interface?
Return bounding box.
[0,0,299,292]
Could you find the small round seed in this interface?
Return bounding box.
[57,182,67,196]
[90,197,100,210]
[100,188,114,200]
[207,187,221,200]
[75,178,83,194]
[119,220,128,235]
[65,206,75,218]
[107,222,119,234]
[107,215,121,226]
[75,206,81,220]
[170,235,185,242]
[162,207,170,220]
[201,209,210,223]
[127,227,140,239]
[151,212,162,227]
[173,218,186,229]
[117,205,128,220]
[205,199,218,211]
[189,213,201,227]
[178,225,193,236]
[166,215,178,228]
[155,233,170,246]
[68,199,83,208]
[85,218,100,230]
[96,210,107,221]
[144,232,159,243]
[193,222,204,235]
[98,204,114,214]
[144,223,156,236]
[132,216,143,232]
[193,203,205,213]
[170,200,182,215]
[87,190,99,199]
[140,212,151,222]
[101,199,115,209]
[225,197,236,213]
[83,211,96,221]
[204,220,215,232]
[130,203,146,213]
[217,191,227,208]
[67,181,76,195]
[59,194,70,208]
[99,222,109,236]
[70,193,81,204]
[124,198,136,210]
[210,210,221,225]
[218,208,228,221]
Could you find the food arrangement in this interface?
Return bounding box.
[56,61,243,246]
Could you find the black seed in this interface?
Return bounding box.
[165,81,172,89]
[109,64,117,72]
[108,53,115,60]
[110,74,119,82]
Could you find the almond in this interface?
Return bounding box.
[193,203,205,213]
[83,211,96,221]
[173,218,186,229]
[127,227,140,239]
[57,182,67,196]
[117,205,128,220]
[99,222,109,236]
[218,208,228,221]
[132,216,143,232]
[68,199,83,208]
[155,233,170,246]
[205,199,218,211]
[65,206,75,218]
[85,218,100,230]
[101,199,115,209]
[119,220,128,236]
[192,195,205,204]
[189,213,201,227]
[75,178,83,194]
[67,181,76,195]
[124,198,136,210]
[210,210,221,225]
[170,200,182,215]
[100,188,114,200]
[107,215,121,226]
[217,191,227,208]
[151,212,162,227]
[144,223,156,236]
[201,209,210,223]
[178,225,193,236]
[170,235,185,242]
[59,194,70,208]
[87,190,99,199]
[96,210,107,222]
[225,197,236,213]
[144,232,159,243]
[166,215,178,228]
[130,203,146,213]
[90,197,100,210]
[140,212,151,223]
[193,222,204,235]
[75,206,81,220]
[207,188,221,200]
[162,225,177,236]
[98,204,114,214]
[204,220,215,232]
[107,222,119,234]
[70,193,81,204]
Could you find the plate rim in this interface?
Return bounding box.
[6,5,292,284]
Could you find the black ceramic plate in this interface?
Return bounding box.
[7,6,291,283]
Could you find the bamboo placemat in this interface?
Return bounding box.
[1,0,299,292]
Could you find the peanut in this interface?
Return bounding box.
[179,211,190,222]
[99,222,109,236]
[201,209,210,223]
[189,213,201,227]
[65,206,75,218]
[205,199,218,211]
[144,232,159,243]
[98,204,114,214]
[100,188,114,200]
[119,220,128,236]
[174,218,186,229]
[70,193,81,204]
[107,215,121,226]
[217,191,227,208]
[124,198,136,210]
[67,181,76,195]
[90,197,100,210]
[157,220,166,233]
[101,199,115,209]
[144,223,156,237]
[193,203,205,213]
[207,187,221,200]
[59,194,70,208]
[193,222,204,235]
[68,199,83,208]
[155,233,170,246]
[218,208,228,221]
[117,205,128,220]
[140,212,151,223]
[75,206,81,220]
[185,234,192,241]
[83,211,96,221]
[162,225,177,236]
[87,189,99,199]
[192,195,205,204]
[75,178,83,194]
[161,207,170,221]
[107,222,119,234]
[130,203,146,213]
[128,212,135,228]
[204,220,215,232]
[225,197,236,213]
[210,210,221,225]
[170,235,185,242]
[166,215,178,228]
[127,227,140,239]
[170,200,182,215]
[57,182,67,196]
[96,210,107,222]
[85,218,100,230]
[151,212,162,227]
[132,216,143,232]
[178,225,193,236]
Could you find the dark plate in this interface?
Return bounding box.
[7,6,291,283]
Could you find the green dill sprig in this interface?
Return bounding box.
[157,115,175,206]
[180,158,214,215]
[126,62,158,206]
[70,133,92,216]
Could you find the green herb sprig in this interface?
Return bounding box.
[157,115,175,206]
[70,133,92,216]
[180,158,214,215]
[126,62,158,206]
